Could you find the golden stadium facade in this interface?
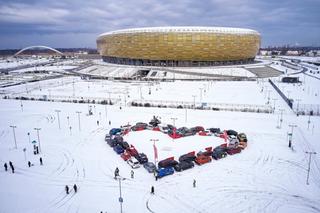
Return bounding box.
[97,26,260,66]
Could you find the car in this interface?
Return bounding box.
[118,141,130,150]
[114,136,124,143]
[113,144,125,154]
[135,153,148,164]
[156,167,174,178]
[226,129,238,136]
[109,128,122,136]
[104,134,111,141]
[226,147,242,155]
[190,126,205,133]
[237,133,248,142]
[126,145,139,157]
[143,162,156,173]
[208,128,221,134]
[178,152,196,162]
[127,157,140,169]
[212,147,227,160]
[174,161,194,172]
[195,155,212,165]
[107,138,118,147]
[197,147,213,157]
[120,151,131,161]
[158,158,178,168]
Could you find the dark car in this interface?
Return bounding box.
[179,152,196,162]
[135,153,148,164]
[226,129,238,136]
[158,158,178,168]
[109,128,122,136]
[107,139,118,147]
[190,126,205,133]
[113,144,125,154]
[114,136,124,143]
[118,141,130,150]
[212,147,227,160]
[156,167,174,178]
[126,145,139,157]
[174,161,194,172]
[143,162,156,173]
[208,128,221,134]
[131,122,148,131]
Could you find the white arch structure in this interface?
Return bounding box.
[14,45,64,56]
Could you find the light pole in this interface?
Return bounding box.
[34,128,41,153]
[117,177,125,213]
[305,151,317,185]
[277,109,285,128]
[296,99,301,114]
[67,116,70,126]
[27,132,31,144]
[307,115,311,130]
[287,90,291,99]
[272,98,277,113]
[20,100,24,112]
[76,111,82,131]
[10,125,17,149]
[185,108,188,123]
[199,88,203,103]
[105,105,108,123]
[55,109,61,129]
[170,117,177,127]
[288,124,297,148]
[267,90,271,104]
[192,95,196,109]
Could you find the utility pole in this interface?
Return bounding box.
[267,90,271,104]
[20,100,24,112]
[192,95,196,109]
[272,98,277,113]
[185,108,188,123]
[105,105,108,123]
[55,109,61,129]
[170,117,177,127]
[27,132,31,144]
[10,125,17,149]
[288,124,297,148]
[117,177,124,213]
[305,151,317,185]
[277,109,285,128]
[199,88,203,103]
[296,99,301,114]
[76,111,82,131]
[34,128,41,153]
[307,115,311,130]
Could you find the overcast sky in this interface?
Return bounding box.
[0,0,319,49]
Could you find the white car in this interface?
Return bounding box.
[127,157,140,169]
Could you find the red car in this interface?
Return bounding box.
[195,155,212,165]
[226,147,242,155]
[126,145,138,157]
[121,151,131,161]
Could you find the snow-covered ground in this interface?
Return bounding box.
[1,57,320,213]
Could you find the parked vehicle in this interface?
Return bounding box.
[190,126,205,133]
[126,145,139,157]
[178,152,196,162]
[156,167,174,178]
[208,128,221,134]
[226,147,242,155]
[174,161,194,172]
[197,147,213,157]
[195,155,212,165]
[212,147,227,160]
[114,136,124,144]
[228,136,239,148]
[127,157,140,169]
[113,144,125,154]
[105,134,111,141]
[226,129,238,136]
[131,122,148,131]
[237,133,247,142]
[158,157,178,168]
[119,141,130,150]
[107,139,118,147]
[109,128,122,136]
[135,153,148,164]
[121,151,131,161]
[143,162,157,173]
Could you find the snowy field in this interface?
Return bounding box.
[1,57,320,213]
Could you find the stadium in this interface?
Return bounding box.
[96,26,261,67]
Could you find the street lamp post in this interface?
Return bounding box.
[277,109,285,128]
[27,132,31,144]
[288,124,297,148]
[55,109,61,129]
[34,128,41,153]
[10,125,17,149]
[307,115,311,130]
[76,111,82,131]
[117,177,124,213]
[305,151,317,185]
[296,99,301,114]
[192,95,196,109]
[199,88,203,103]
[170,117,177,127]
[272,98,277,113]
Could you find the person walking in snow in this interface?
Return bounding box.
[151,186,154,194]
[28,161,31,167]
[109,120,111,125]
[9,161,14,173]
[193,179,196,188]
[73,184,78,193]
[114,167,119,179]
[65,185,69,194]
[4,163,8,171]
[40,157,43,165]
[131,170,134,179]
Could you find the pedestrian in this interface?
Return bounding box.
[73,184,77,193]
[114,167,119,179]
[36,146,39,154]
[288,140,292,148]
[131,170,134,179]
[65,185,69,194]
[193,179,196,188]
[9,161,14,173]
[109,120,111,125]
[40,157,43,165]
[151,186,154,194]
[97,120,100,126]
[4,163,8,171]
[28,161,31,167]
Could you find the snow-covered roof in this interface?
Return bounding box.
[98,26,260,37]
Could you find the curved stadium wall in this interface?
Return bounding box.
[97,27,261,67]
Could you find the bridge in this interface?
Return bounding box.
[14,45,64,56]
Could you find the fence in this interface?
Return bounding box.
[130,99,272,113]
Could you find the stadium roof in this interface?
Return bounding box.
[98,26,260,37]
